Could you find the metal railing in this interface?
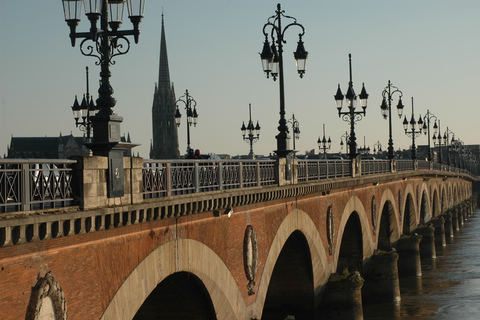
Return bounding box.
[361,160,390,175]
[143,159,276,199]
[297,159,350,182]
[0,157,475,212]
[418,160,430,170]
[0,159,76,213]
[396,160,415,172]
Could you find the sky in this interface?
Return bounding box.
[0,0,479,159]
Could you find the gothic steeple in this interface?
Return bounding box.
[150,12,180,159]
[158,13,170,88]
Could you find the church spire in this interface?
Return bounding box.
[150,11,180,159]
[158,11,170,88]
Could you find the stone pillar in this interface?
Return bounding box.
[319,272,364,320]
[362,250,400,304]
[430,216,446,247]
[130,157,144,205]
[456,207,464,228]
[451,209,459,232]
[396,234,422,277]
[416,224,436,259]
[72,156,143,210]
[275,158,291,186]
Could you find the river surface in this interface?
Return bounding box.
[363,209,480,320]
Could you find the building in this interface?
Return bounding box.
[6,134,89,159]
[150,13,180,159]
[5,133,134,159]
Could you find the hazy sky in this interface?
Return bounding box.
[0,1,479,158]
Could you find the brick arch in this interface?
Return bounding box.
[441,186,447,212]
[377,188,401,249]
[400,182,416,223]
[254,208,329,318]
[100,239,246,320]
[334,195,374,271]
[403,192,417,235]
[453,185,458,205]
[432,188,440,217]
[418,187,432,224]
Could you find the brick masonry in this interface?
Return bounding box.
[0,176,472,319]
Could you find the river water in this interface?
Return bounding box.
[363,209,480,320]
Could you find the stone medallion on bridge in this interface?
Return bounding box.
[327,206,334,255]
[244,225,258,295]
[25,272,67,320]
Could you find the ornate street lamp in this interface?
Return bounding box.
[70,66,98,142]
[422,109,438,162]
[334,54,369,159]
[287,114,300,153]
[340,131,349,156]
[317,124,331,159]
[358,136,370,155]
[62,0,146,197]
[380,80,404,160]
[241,104,261,159]
[260,3,307,158]
[373,141,382,156]
[432,120,443,164]
[402,97,423,160]
[175,90,198,154]
[442,126,455,166]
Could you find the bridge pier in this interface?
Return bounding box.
[457,207,465,228]
[416,224,436,259]
[430,217,446,247]
[442,212,454,239]
[362,250,400,304]
[319,272,364,320]
[396,234,422,277]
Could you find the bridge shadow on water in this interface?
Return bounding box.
[363,211,480,320]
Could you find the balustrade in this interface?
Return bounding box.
[0,156,475,249]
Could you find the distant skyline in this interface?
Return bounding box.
[1,1,479,158]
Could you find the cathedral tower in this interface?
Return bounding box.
[150,14,180,159]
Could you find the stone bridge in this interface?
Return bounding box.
[0,158,477,319]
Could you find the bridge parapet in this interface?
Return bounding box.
[0,165,473,248]
[1,157,474,215]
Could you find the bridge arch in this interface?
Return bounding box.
[441,186,447,213]
[261,230,314,319]
[134,271,216,319]
[377,188,401,250]
[420,189,431,224]
[402,192,417,235]
[334,196,374,273]
[432,188,440,217]
[101,239,246,320]
[255,208,329,319]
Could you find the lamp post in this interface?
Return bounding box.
[62,0,145,152]
[287,114,301,153]
[71,66,98,142]
[334,54,369,159]
[373,141,382,156]
[432,120,443,164]
[260,3,307,158]
[317,124,331,159]
[340,131,349,156]
[442,127,455,166]
[241,104,261,159]
[62,0,145,197]
[380,80,404,160]
[402,97,424,160]
[174,90,198,154]
[451,136,464,168]
[422,109,438,162]
[358,136,370,155]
